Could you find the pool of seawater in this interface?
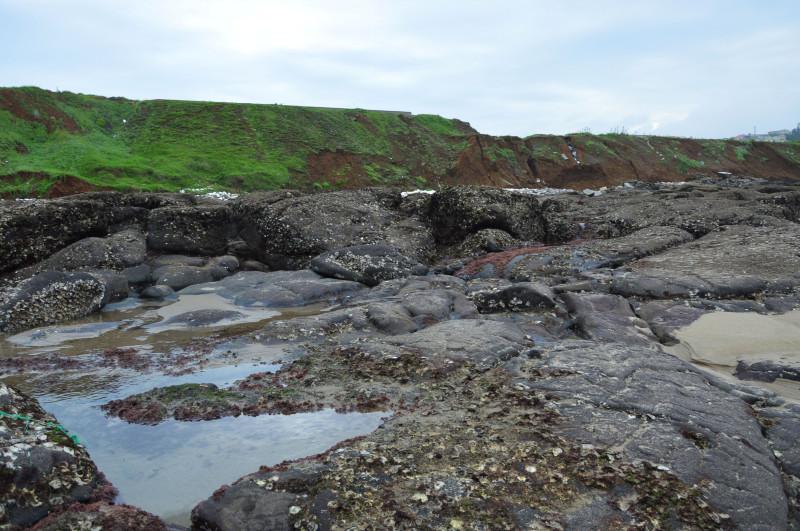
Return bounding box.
[0,290,388,526]
[666,310,800,403]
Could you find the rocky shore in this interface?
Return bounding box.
[2,176,800,529]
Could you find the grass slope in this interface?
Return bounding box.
[1,86,798,196]
[0,87,470,195]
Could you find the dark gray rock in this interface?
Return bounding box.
[148,254,207,268]
[161,309,245,328]
[562,292,657,346]
[192,462,327,531]
[611,225,800,299]
[510,341,791,529]
[90,270,130,305]
[466,279,556,313]
[122,264,152,285]
[141,284,176,300]
[735,360,800,383]
[151,265,216,291]
[0,198,110,274]
[262,276,477,339]
[0,272,106,333]
[454,228,519,256]
[310,244,428,287]
[234,189,432,268]
[0,383,114,529]
[180,270,365,308]
[147,204,235,255]
[428,186,548,244]
[504,225,694,282]
[19,229,146,277]
[149,256,238,291]
[634,300,709,343]
[381,319,530,369]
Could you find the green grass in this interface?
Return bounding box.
[674,153,705,173]
[0,86,470,195]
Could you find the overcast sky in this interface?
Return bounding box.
[2,0,798,138]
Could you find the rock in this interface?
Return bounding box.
[735,360,800,383]
[151,265,216,291]
[161,309,245,328]
[141,284,176,300]
[0,272,106,333]
[546,181,800,239]
[27,502,167,531]
[310,244,428,287]
[562,293,657,346]
[150,256,238,291]
[234,189,432,268]
[147,204,235,255]
[634,300,709,343]
[241,259,270,272]
[0,383,116,529]
[192,463,327,531]
[512,341,790,529]
[122,264,153,285]
[261,276,477,338]
[148,254,208,268]
[0,198,110,274]
[454,228,519,256]
[90,270,130,305]
[611,225,800,298]
[428,186,548,244]
[13,229,146,280]
[466,279,557,313]
[380,319,530,369]
[497,226,694,282]
[180,270,365,308]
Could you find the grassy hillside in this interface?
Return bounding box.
[1,86,798,197]
[0,87,471,195]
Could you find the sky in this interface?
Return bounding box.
[1,0,798,138]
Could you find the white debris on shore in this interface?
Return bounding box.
[179,188,239,201]
[506,187,573,196]
[400,189,436,198]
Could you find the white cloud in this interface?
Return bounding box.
[1,0,798,137]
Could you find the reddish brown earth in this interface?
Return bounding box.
[0,88,81,133]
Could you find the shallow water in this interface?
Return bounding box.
[667,310,800,402]
[0,285,387,525]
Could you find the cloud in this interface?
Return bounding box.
[1,0,798,137]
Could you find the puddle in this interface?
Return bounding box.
[667,310,800,402]
[0,277,385,525]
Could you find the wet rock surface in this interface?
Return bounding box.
[3,177,800,529]
[0,383,121,529]
[310,244,428,287]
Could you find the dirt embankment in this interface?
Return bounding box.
[300,133,800,193]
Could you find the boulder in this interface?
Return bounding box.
[0,198,110,274]
[18,229,146,277]
[150,256,239,291]
[140,284,176,300]
[611,225,800,298]
[512,341,791,529]
[180,270,365,308]
[466,279,557,313]
[562,292,657,347]
[428,187,547,244]
[453,228,519,256]
[309,244,428,287]
[379,319,530,369]
[234,189,432,268]
[147,204,235,255]
[0,272,106,333]
[0,383,115,529]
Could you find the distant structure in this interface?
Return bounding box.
[734,123,798,143]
